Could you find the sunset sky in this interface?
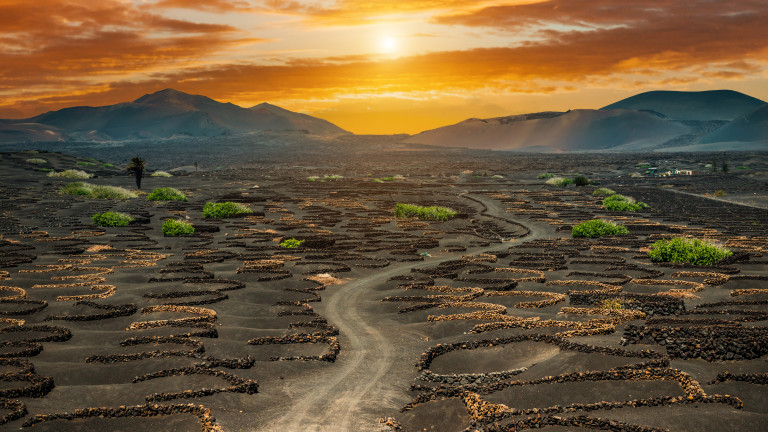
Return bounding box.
[1,0,767,134]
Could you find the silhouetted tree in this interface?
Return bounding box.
[126,157,146,189]
[711,156,718,173]
[721,155,729,173]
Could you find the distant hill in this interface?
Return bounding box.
[701,104,768,144]
[405,109,692,152]
[601,90,765,121]
[1,89,348,141]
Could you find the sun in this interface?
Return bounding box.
[380,36,398,54]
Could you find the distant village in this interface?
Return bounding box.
[631,157,731,177]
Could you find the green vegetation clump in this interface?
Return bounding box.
[48,169,93,179]
[491,175,504,179]
[61,182,138,199]
[26,158,47,164]
[736,166,749,170]
[573,176,590,186]
[545,176,573,187]
[151,171,173,178]
[648,238,732,266]
[714,190,727,197]
[394,203,457,221]
[603,194,648,212]
[280,238,305,248]
[162,219,194,236]
[538,173,556,179]
[147,187,187,201]
[77,161,97,167]
[38,168,54,173]
[378,175,405,181]
[592,187,616,196]
[91,211,134,227]
[572,219,629,238]
[101,163,115,168]
[203,202,253,218]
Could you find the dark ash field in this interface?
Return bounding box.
[0,146,767,432]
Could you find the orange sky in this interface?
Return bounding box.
[1,0,767,134]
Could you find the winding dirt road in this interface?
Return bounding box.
[262,193,546,431]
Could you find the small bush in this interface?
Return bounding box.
[151,171,173,178]
[26,158,47,164]
[603,194,648,212]
[592,187,615,196]
[77,161,97,167]
[394,203,457,221]
[147,187,187,201]
[162,219,194,236]
[572,219,629,238]
[379,175,405,181]
[61,182,137,199]
[492,175,504,179]
[648,238,732,266]
[38,168,54,172]
[324,174,343,180]
[573,176,590,186]
[101,163,115,168]
[203,202,253,218]
[714,190,727,197]
[48,169,93,179]
[62,182,93,196]
[545,176,573,187]
[91,211,134,227]
[538,173,556,179]
[280,238,305,248]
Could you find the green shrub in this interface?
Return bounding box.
[492,175,504,179]
[573,176,590,186]
[308,176,320,182]
[538,173,556,179]
[572,219,629,238]
[61,182,137,199]
[147,187,187,201]
[151,171,173,178]
[394,203,457,221]
[736,166,749,170]
[77,161,97,167]
[203,202,253,218]
[48,169,93,179]
[38,168,54,172]
[26,158,47,164]
[280,238,305,248]
[545,176,573,187]
[379,175,405,181]
[648,238,732,266]
[592,187,616,196]
[162,219,195,236]
[62,182,93,196]
[603,194,648,212]
[324,174,343,181]
[714,190,727,197]
[101,163,115,168]
[91,211,134,227]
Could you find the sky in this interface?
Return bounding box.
[1,0,767,134]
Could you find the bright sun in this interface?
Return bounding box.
[380,36,397,54]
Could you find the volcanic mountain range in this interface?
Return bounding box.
[1,88,766,152]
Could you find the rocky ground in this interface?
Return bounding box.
[0,148,766,431]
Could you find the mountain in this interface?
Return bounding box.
[700,104,768,144]
[405,109,692,152]
[248,103,348,136]
[6,89,348,141]
[601,90,765,121]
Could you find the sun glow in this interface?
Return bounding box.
[380,36,398,54]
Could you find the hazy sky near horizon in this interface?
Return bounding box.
[1,0,767,134]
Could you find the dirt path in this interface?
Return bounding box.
[262,193,547,431]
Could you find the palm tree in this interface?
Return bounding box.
[126,157,146,189]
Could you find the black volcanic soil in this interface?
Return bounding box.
[0,148,766,431]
